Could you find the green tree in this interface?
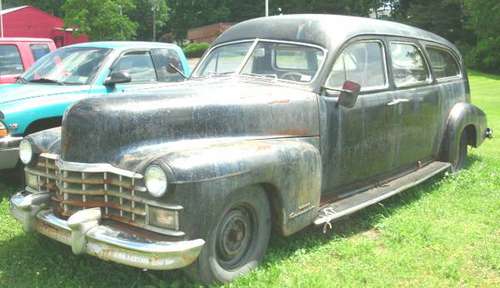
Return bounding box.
[62,0,138,41]
[390,0,469,44]
[165,0,378,41]
[464,0,500,72]
[130,0,168,41]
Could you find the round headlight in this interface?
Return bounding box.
[19,139,33,165]
[144,165,168,197]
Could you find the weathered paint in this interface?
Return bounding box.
[19,15,490,272]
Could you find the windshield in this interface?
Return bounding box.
[22,47,110,85]
[193,40,325,83]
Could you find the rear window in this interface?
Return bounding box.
[0,45,24,76]
[427,47,461,79]
[390,42,430,87]
[30,44,52,61]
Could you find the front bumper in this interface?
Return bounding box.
[0,136,22,170]
[9,192,205,270]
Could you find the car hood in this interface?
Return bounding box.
[61,77,319,164]
[0,84,90,105]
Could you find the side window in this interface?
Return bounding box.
[151,48,185,82]
[390,42,430,87]
[113,51,157,83]
[0,45,24,75]
[426,47,461,79]
[30,44,51,61]
[326,41,387,91]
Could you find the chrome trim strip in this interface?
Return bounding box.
[40,153,143,179]
[56,159,143,179]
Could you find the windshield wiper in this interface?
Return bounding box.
[29,78,65,85]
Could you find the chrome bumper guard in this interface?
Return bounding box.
[9,192,205,270]
[0,136,22,170]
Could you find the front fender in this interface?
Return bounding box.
[440,102,488,163]
[154,138,322,237]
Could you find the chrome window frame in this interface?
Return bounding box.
[324,39,390,93]
[425,45,463,83]
[389,41,433,89]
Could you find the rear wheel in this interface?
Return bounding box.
[452,130,468,172]
[185,186,271,285]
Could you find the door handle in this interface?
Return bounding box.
[386,98,410,106]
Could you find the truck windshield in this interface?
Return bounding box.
[193,40,325,83]
[22,47,110,85]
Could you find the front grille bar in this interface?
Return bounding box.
[26,154,185,237]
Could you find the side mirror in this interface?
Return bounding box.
[337,80,361,108]
[104,71,132,86]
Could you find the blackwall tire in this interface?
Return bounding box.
[452,130,468,172]
[185,186,271,285]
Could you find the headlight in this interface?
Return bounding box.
[144,165,168,197]
[19,139,33,165]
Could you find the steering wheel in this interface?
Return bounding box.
[281,72,305,81]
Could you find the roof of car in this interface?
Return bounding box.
[66,41,179,50]
[214,14,457,53]
[0,37,54,43]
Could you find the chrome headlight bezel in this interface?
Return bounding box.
[144,165,168,198]
[19,139,34,165]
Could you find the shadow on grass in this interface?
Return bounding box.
[0,156,481,287]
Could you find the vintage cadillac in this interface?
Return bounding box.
[9,15,492,284]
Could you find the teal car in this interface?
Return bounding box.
[0,41,190,170]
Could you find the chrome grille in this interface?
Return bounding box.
[26,155,148,229]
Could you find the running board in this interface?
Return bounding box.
[314,161,451,226]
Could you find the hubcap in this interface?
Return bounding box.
[216,207,254,269]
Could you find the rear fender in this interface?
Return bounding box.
[440,102,487,163]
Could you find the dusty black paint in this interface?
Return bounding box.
[26,15,489,240]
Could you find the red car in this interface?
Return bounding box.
[0,38,56,84]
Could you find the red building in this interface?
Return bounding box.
[0,5,88,47]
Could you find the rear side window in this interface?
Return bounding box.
[30,44,51,61]
[0,45,24,76]
[151,48,185,82]
[426,47,461,79]
[390,43,430,87]
[327,41,387,91]
[113,51,157,83]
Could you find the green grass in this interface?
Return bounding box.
[1,71,499,287]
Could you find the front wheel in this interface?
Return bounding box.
[185,186,271,285]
